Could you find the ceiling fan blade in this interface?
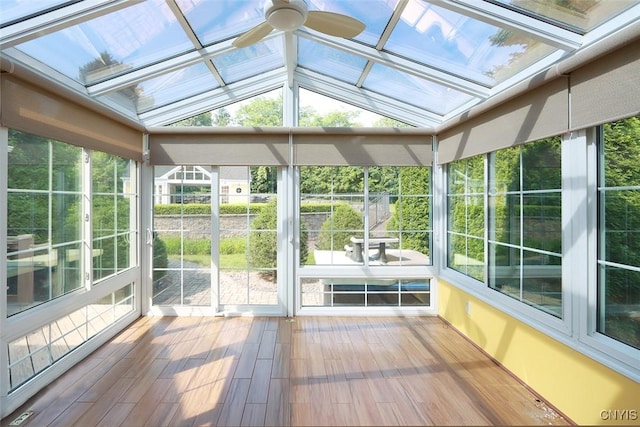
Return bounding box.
[232,21,274,48]
[304,11,365,38]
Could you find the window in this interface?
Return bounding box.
[300,166,431,267]
[299,166,432,308]
[447,156,485,281]
[6,131,83,315]
[92,151,136,281]
[598,116,640,349]
[488,138,563,318]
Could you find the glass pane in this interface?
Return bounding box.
[494,0,638,32]
[522,194,562,253]
[603,117,640,188]
[176,0,265,45]
[602,190,640,266]
[598,265,640,349]
[14,0,194,85]
[183,270,211,306]
[298,38,367,85]
[364,62,476,114]
[53,193,81,244]
[8,192,49,244]
[489,242,520,297]
[522,138,562,191]
[491,147,520,193]
[52,141,82,192]
[1,0,67,26]
[98,62,220,113]
[213,39,283,84]
[489,193,520,245]
[8,131,50,191]
[522,251,562,317]
[385,0,558,86]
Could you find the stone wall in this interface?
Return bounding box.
[154,213,331,239]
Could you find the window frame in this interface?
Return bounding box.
[440,128,640,382]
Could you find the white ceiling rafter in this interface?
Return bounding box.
[140,68,287,127]
[295,68,440,128]
[428,0,583,50]
[165,0,225,86]
[296,28,492,97]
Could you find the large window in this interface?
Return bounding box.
[488,138,563,318]
[7,131,83,315]
[447,156,485,281]
[92,151,135,281]
[299,166,432,308]
[598,116,640,349]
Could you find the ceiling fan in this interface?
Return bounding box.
[232,0,366,48]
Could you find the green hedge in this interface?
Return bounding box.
[154,203,336,215]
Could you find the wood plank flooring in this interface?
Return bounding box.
[2,316,572,426]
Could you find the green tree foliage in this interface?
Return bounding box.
[212,108,232,126]
[235,95,283,126]
[387,168,431,254]
[601,116,640,347]
[250,166,277,194]
[171,111,213,127]
[317,204,364,251]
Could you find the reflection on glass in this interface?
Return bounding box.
[385,0,557,86]
[494,0,638,32]
[8,284,134,391]
[598,117,640,349]
[7,131,84,316]
[300,277,430,308]
[447,156,485,279]
[488,137,562,318]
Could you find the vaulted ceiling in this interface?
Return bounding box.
[2,0,639,129]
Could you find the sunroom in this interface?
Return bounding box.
[1,0,640,425]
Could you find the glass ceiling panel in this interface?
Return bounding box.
[494,0,639,32]
[305,0,400,47]
[176,0,265,46]
[364,62,476,115]
[12,0,194,85]
[384,0,558,86]
[0,0,69,26]
[212,38,283,84]
[298,38,367,85]
[300,88,402,127]
[98,62,220,114]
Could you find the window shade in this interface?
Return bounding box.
[1,75,142,161]
[293,127,432,166]
[149,127,290,165]
[570,39,640,130]
[437,77,569,164]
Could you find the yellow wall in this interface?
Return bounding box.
[438,280,640,426]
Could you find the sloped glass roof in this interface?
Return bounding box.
[1,0,639,128]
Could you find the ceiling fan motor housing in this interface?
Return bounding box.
[264,0,309,31]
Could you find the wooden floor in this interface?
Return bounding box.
[3,316,571,426]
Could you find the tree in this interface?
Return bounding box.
[171,111,213,127]
[235,95,283,126]
[386,168,431,254]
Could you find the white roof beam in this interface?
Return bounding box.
[296,29,491,98]
[140,68,286,127]
[429,0,582,50]
[295,68,440,128]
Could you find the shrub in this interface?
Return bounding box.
[317,204,363,250]
[249,199,308,279]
